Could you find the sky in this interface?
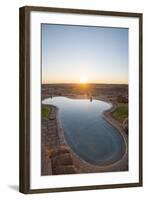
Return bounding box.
[42,24,128,84]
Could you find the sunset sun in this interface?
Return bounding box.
[80,76,88,84]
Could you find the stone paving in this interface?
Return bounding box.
[41,105,59,175]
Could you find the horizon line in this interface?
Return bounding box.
[42,82,128,85]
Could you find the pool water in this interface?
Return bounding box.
[42,96,125,166]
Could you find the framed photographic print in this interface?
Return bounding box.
[19,6,143,194]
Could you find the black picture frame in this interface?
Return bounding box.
[19,6,143,194]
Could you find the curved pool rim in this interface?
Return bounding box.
[42,96,127,167]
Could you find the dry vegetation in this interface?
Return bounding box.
[42,83,128,103]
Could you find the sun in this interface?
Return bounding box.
[80,76,88,84]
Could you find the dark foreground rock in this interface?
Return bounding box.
[122,118,128,134]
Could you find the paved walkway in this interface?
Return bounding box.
[41,105,60,175]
